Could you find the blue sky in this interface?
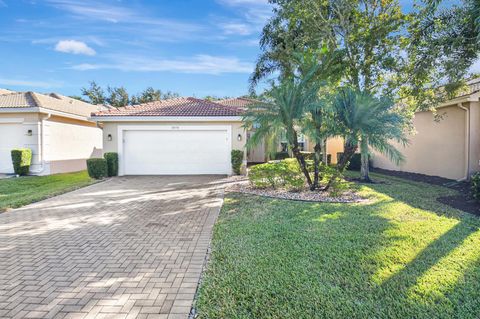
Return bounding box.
[0,0,476,98]
[0,0,272,97]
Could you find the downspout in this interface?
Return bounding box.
[30,113,51,174]
[457,103,470,181]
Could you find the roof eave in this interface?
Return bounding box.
[90,115,244,122]
[0,106,93,122]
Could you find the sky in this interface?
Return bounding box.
[0,0,476,99]
[0,0,272,98]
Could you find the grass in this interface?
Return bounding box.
[0,171,95,212]
[196,172,480,319]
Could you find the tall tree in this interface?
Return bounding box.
[81,81,106,105]
[107,86,130,107]
[253,0,478,181]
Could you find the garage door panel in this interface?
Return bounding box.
[123,129,230,175]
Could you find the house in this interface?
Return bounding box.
[0,90,104,175]
[91,97,246,176]
[217,97,345,164]
[372,80,480,181]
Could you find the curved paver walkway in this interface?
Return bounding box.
[0,176,226,319]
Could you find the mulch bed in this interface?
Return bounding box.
[225,177,366,203]
[372,168,480,216]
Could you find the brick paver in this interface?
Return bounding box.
[0,176,226,319]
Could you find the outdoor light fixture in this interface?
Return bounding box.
[107,134,113,141]
[237,134,242,141]
[27,129,32,136]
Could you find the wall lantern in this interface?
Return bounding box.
[107,134,113,141]
[27,129,32,136]
[237,134,242,141]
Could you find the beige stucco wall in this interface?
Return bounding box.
[371,105,468,180]
[0,113,102,175]
[306,137,344,164]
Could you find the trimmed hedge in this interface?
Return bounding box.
[231,150,244,175]
[11,149,32,176]
[337,152,363,171]
[104,152,119,177]
[86,158,108,179]
[249,159,304,190]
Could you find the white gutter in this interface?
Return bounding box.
[29,113,51,174]
[457,103,470,181]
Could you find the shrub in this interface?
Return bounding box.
[104,152,119,177]
[231,150,244,175]
[249,159,304,191]
[86,158,108,179]
[11,149,32,176]
[471,172,480,201]
[337,152,363,171]
[274,151,290,160]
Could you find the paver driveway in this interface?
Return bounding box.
[0,176,227,319]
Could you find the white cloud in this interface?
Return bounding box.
[220,22,253,35]
[71,54,253,75]
[55,40,96,56]
[0,78,62,89]
[216,0,272,25]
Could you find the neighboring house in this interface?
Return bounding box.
[91,97,246,176]
[372,81,480,181]
[0,90,104,175]
[217,97,344,164]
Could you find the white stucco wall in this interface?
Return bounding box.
[44,117,102,161]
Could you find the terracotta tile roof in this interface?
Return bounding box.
[217,97,259,108]
[92,97,244,117]
[0,91,106,118]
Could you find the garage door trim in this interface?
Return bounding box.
[117,124,232,176]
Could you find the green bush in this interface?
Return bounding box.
[274,151,290,160]
[249,159,304,191]
[337,152,363,170]
[104,152,119,177]
[471,172,480,201]
[86,158,108,179]
[231,150,244,175]
[11,149,32,176]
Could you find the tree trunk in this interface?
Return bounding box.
[312,142,322,190]
[322,138,328,165]
[324,143,358,191]
[360,136,371,182]
[289,130,313,189]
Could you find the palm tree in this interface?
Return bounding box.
[244,67,323,190]
[326,88,409,189]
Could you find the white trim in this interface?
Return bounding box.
[0,107,39,113]
[0,118,23,124]
[117,124,232,176]
[92,116,242,122]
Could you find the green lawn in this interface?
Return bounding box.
[196,172,480,319]
[0,171,95,212]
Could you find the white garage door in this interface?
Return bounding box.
[0,123,24,173]
[122,127,231,175]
